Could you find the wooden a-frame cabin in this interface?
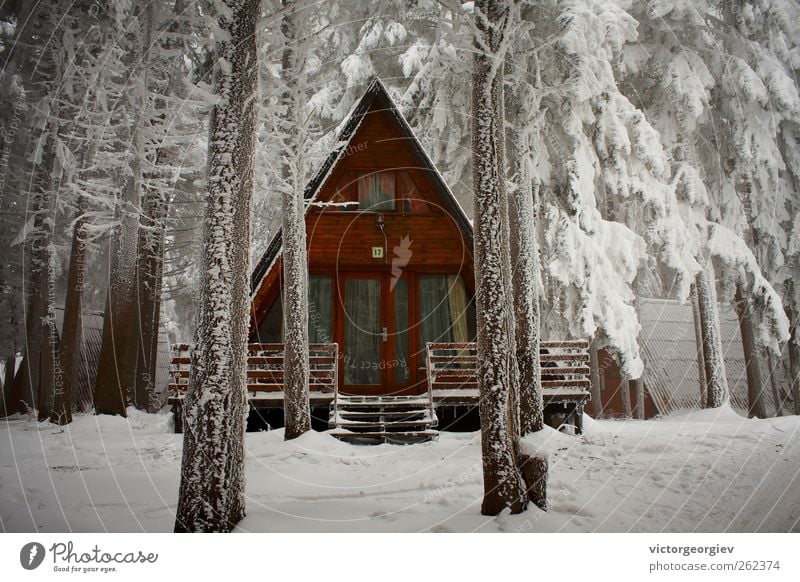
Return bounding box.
[170,79,591,442]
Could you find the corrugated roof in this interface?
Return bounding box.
[639,298,794,417]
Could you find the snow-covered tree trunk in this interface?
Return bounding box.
[471,0,527,516]
[632,378,644,420]
[174,0,259,533]
[690,286,708,407]
[134,183,168,412]
[695,263,729,408]
[131,2,167,413]
[734,283,767,418]
[785,280,800,416]
[509,110,543,436]
[279,0,311,440]
[33,93,63,422]
[789,336,800,416]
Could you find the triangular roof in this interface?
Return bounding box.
[250,77,473,296]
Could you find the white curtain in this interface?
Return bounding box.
[344,278,381,385]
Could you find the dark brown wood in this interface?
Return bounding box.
[589,339,604,418]
[50,205,88,425]
[249,93,475,335]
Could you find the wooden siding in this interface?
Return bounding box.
[250,95,474,334]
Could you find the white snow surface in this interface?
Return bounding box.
[1,407,799,532]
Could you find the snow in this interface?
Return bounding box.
[2,407,799,532]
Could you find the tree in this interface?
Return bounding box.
[470,0,527,516]
[175,0,260,533]
[10,3,72,421]
[734,283,767,417]
[278,0,312,440]
[506,44,544,436]
[50,5,118,424]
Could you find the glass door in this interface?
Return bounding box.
[342,276,383,387]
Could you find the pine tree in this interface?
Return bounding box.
[506,69,543,435]
[278,0,312,440]
[471,0,527,516]
[175,0,260,533]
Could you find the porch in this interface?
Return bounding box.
[167,339,591,440]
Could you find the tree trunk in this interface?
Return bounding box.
[589,339,603,418]
[94,7,151,417]
[734,283,767,418]
[690,285,708,407]
[93,181,139,417]
[174,0,259,533]
[1,355,15,417]
[13,215,44,415]
[790,337,800,417]
[134,183,168,412]
[279,0,311,440]
[621,376,632,418]
[472,0,527,517]
[51,200,89,424]
[695,264,729,408]
[631,378,644,420]
[765,350,782,417]
[509,122,543,435]
[785,282,800,416]
[34,107,63,423]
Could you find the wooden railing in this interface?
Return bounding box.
[425,339,591,400]
[169,343,339,395]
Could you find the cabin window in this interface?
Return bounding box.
[308,275,333,343]
[418,275,476,347]
[258,294,283,343]
[256,275,333,344]
[357,172,396,211]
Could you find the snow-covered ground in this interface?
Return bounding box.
[1,407,799,533]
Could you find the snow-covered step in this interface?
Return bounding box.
[329,394,439,444]
[335,409,432,420]
[329,430,439,445]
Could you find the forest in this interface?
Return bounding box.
[0,0,799,534]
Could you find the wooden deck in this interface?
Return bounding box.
[168,340,592,434]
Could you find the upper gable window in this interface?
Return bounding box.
[357,172,396,211]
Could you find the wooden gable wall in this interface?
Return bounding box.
[250,96,474,332]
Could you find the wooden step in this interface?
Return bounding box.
[333,420,436,431]
[329,394,439,442]
[330,430,439,445]
[334,409,431,420]
[335,399,431,410]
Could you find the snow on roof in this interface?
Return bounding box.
[638,298,794,417]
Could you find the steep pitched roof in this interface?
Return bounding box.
[250,77,473,296]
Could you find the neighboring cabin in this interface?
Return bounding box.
[595,298,795,419]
